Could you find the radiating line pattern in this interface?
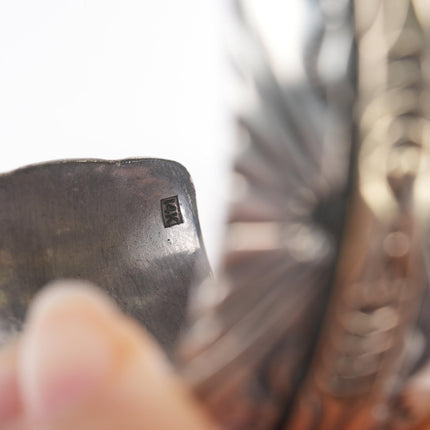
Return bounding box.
[177,1,355,428]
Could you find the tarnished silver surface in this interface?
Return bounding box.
[0,158,210,353]
[178,1,430,430]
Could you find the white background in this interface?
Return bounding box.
[0,0,233,265]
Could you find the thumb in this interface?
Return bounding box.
[16,281,214,430]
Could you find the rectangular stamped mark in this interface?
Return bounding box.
[161,195,184,228]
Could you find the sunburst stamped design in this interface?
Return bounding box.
[178,1,355,429]
[178,1,430,429]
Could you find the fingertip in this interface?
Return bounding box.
[25,280,118,323]
[0,340,22,425]
[16,280,214,429]
[19,280,119,424]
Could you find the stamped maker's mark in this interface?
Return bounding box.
[161,196,183,228]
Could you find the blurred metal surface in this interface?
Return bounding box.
[289,3,430,429]
[177,0,355,428]
[0,158,210,353]
[178,1,430,429]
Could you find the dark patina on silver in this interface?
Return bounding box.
[0,158,210,352]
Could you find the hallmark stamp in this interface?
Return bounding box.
[161,195,183,228]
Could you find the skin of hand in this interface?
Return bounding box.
[0,281,216,430]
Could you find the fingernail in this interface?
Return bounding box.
[18,281,117,423]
